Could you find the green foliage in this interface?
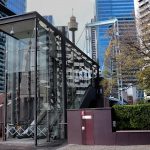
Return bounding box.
[137,67,150,91]
[136,100,145,104]
[100,78,116,97]
[105,17,150,92]
[113,104,150,130]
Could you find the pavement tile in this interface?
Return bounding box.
[57,144,150,150]
[0,140,150,150]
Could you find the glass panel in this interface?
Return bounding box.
[2,15,99,145]
[4,19,36,141]
[66,45,98,109]
[37,20,63,144]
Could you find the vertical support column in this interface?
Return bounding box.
[90,65,94,86]
[11,40,17,126]
[96,64,100,100]
[4,39,8,141]
[34,18,38,146]
[16,72,21,124]
[47,33,50,142]
[96,64,104,107]
[72,31,75,44]
[16,40,21,125]
[61,27,67,139]
[11,73,16,125]
[28,40,31,126]
[97,64,99,87]
[3,72,8,141]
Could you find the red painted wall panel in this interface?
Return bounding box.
[67,108,150,145]
[82,110,94,145]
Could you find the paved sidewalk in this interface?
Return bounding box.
[0,139,66,150]
[0,140,150,150]
[57,144,150,150]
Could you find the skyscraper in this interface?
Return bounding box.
[136,0,150,17]
[0,0,6,5]
[95,0,137,101]
[135,0,150,99]
[95,0,135,70]
[44,15,53,24]
[0,0,15,17]
[136,0,150,32]
[0,0,26,92]
[6,0,26,14]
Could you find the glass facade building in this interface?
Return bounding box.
[44,15,53,24]
[0,12,99,145]
[95,0,135,70]
[0,0,26,92]
[0,0,7,5]
[0,0,10,17]
[95,0,138,101]
[6,0,26,14]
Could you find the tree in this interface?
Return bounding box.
[100,77,116,97]
[138,67,150,92]
[105,14,150,93]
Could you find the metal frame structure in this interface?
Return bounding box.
[85,18,124,103]
[85,18,118,63]
[0,12,99,146]
[0,3,15,16]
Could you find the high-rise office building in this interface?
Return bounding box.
[95,0,137,101]
[95,0,135,70]
[0,0,14,17]
[136,0,150,18]
[0,0,26,92]
[6,0,26,14]
[44,15,53,24]
[135,0,150,99]
[136,0,150,31]
[87,18,97,62]
[0,0,6,5]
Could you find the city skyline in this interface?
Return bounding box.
[27,0,95,50]
[95,0,135,70]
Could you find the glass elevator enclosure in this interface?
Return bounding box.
[0,12,99,145]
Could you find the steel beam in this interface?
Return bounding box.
[0,11,98,67]
[86,18,118,27]
[34,18,38,146]
[61,26,67,139]
[3,73,7,141]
